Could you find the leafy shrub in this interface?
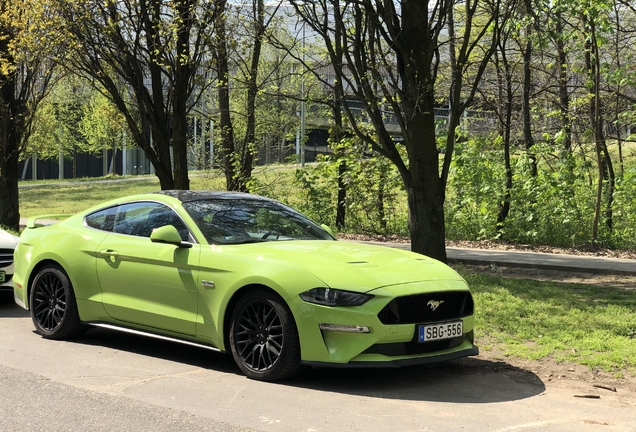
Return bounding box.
[293,137,407,234]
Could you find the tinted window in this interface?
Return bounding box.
[182,198,333,244]
[112,202,190,241]
[85,207,116,231]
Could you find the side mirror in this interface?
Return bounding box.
[320,224,337,240]
[150,225,192,248]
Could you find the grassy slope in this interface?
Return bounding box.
[18,167,298,218]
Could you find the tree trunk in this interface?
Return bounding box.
[332,0,347,231]
[522,35,537,176]
[0,128,20,230]
[172,113,190,190]
[171,0,193,191]
[0,56,20,231]
[495,43,513,234]
[150,125,175,190]
[405,179,446,263]
[333,100,347,231]
[377,162,387,231]
[237,0,265,193]
[555,11,571,152]
[215,0,237,191]
[292,0,501,261]
[403,93,447,262]
[336,159,347,229]
[111,146,117,175]
[587,15,614,240]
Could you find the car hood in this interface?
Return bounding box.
[0,229,18,248]
[219,240,465,291]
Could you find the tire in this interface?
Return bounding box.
[29,265,85,340]
[229,290,304,381]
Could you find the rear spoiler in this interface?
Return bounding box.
[25,214,73,229]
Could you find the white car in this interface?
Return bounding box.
[0,229,18,291]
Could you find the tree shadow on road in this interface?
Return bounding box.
[3,289,546,404]
[287,357,546,403]
[70,326,241,374]
[66,325,545,404]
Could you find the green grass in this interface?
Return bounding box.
[18,166,298,218]
[20,176,161,217]
[16,168,636,376]
[464,271,636,376]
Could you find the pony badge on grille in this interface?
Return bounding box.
[427,300,444,311]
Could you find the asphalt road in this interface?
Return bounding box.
[1,291,635,432]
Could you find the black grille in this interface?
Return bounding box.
[0,248,14,267]
[378,291,474,324]
[363,335,467,356]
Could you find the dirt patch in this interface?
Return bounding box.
[470,344,636,397]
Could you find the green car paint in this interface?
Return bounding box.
[13,191,477,380]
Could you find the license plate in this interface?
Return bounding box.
[418,321,463,343]
[0,271,4,283]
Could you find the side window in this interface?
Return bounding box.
[85,207,116,232]
[113,202,190,241]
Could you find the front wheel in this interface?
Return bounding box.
[229,290,304,381]
[30,265,85,339]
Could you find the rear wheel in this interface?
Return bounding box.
[229,290,304,381]
[30,265,85,339]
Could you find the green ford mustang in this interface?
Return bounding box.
[13,191,478,381]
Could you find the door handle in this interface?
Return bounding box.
[100,249,118,258]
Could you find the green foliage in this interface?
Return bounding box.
[446,135,505,240]
[501,146,593,246]
[17,136,636,252]
[610,166,636,247]
[28,75,128,163]
[445,136,636,249]
[292,137,407,234]
[293,158,337,224]
[79,91,130,154]
[32,75,92,159]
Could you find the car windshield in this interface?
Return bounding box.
[182,198,334,245]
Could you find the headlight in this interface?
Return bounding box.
[299,288,373,306]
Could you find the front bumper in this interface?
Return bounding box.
[302,344,479,368]
[293,281,478,366]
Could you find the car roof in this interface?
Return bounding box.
[152,190,275,204]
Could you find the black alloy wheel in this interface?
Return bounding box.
[229,290,303,381]
[30,265,84,339]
